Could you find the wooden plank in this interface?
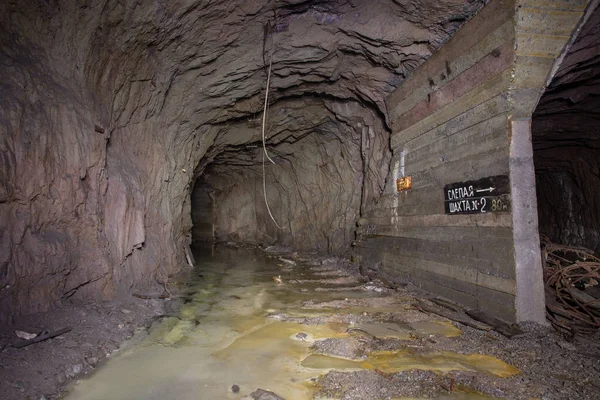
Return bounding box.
[361,194,446,218]
[415,278,480,311]
[395,93,510,153]
[411,267,478,296]
[358,212,513,229]
[393,42,514,132]
[430,298,464,313]
[380,246,516,281]
[12,327,72,349]
[356,233,515,280]
[518,0,588,11]
[478,298,517,324]
[412,270,517,321]
[516,7,584,36]
[358,191,511,225]
[409,146,510,191]
[369,186,441,210]
[409,267,516,308]
[355,237,515,278]
[404,110,508,162]
[417,302,493,331]
[377,252,516,294]
[465,309,523,337]
[391,69,512,150]
[382,256,413,277]
[515,32,571,58]
[360,225,514,242]
[389,19,515,120]
[386,0,515,108]
[405,114,509,175]
[358,238,517,293]
[356,236,516,274]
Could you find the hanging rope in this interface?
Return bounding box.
[262,58,276,165]
[262,56,283,229]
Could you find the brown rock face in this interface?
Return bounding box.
[194,98,391,255]
[533,5,600,253]
[0,0,487,321]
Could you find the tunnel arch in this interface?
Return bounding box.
[2,0,490,321]
[532,3,600,255]
[189,96,392,255]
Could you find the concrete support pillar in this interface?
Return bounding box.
[509,118,546,323]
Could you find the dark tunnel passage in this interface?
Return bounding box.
[189,97,392,255]
[532,6,600,253]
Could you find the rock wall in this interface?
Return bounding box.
[0,0,487,322]
[0,3,113,321]
[194,99,391,255]
[533,4,600,253]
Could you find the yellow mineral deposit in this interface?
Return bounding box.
[64,252,518,400]
[301,351,519,378]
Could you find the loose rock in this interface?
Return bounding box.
[250,389,285,400]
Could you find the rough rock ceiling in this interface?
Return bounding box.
[533,4,600,143]
[4,0,488,152]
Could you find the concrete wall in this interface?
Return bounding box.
[356,0,590,323]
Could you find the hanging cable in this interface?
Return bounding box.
[262,56,283,229]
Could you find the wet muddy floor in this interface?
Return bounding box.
[60,245,599,400]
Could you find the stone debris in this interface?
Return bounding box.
[13,327,73,349]
[348,322,411,339]
[264,246,291,254]
[65,364,83,379]
[363,284,384,293]
[85,356,99,367]
[250,388,285,400]
[14,330,37,340]
[278,258,296,266]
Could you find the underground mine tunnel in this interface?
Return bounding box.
[1,0,600,399]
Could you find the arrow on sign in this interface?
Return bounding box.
[476,187,495,193]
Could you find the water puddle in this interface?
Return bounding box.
[64,246,518,400]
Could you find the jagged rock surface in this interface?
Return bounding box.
[0,0,487,321]
[195,99,390,254]
[533,5,600,253]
